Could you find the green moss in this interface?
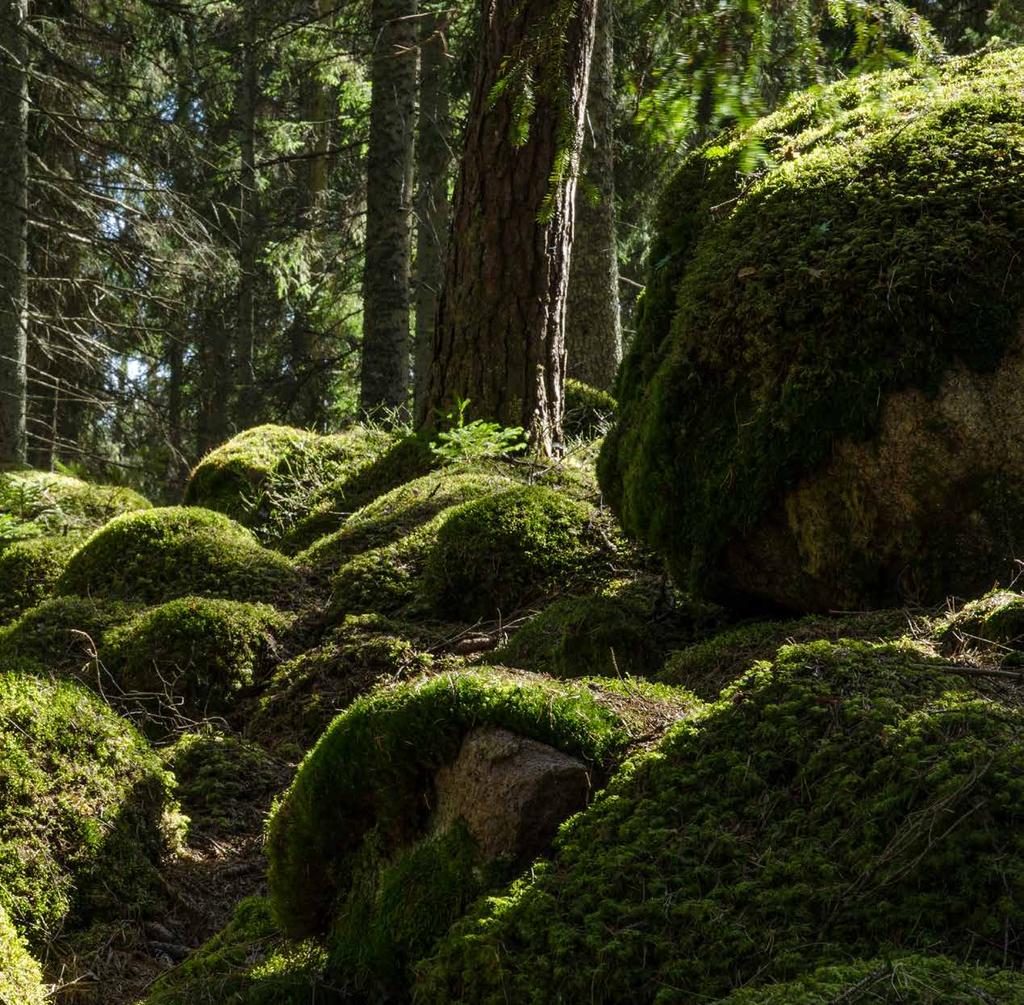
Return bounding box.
[248,614,435,754]
[0,596,136,676]
[184,424,394,543]
[494,576,713,679]
[935,589,1024,660]
[0,904,45,1005]
[283,434,438,553]
[423,485,606,622]
[103,597,291,720]
[600,49,1024,607]
[166,730,286,841]
[564,378,617,440]
[0,535,82,624]
[142,897,332,1005]
[296,467,519,578]
[659,609,915,698]
[419,640,1024,1002]
[719,955,1024,1003]
[266,670,640,941]
[57,507,300,606]
[0,671,181,944]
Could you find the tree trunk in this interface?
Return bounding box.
[235,0,259,429]
[566,0,621,392]
[196,301,232,455]
[0,0,29,465]
[422,0,598,455]
[359,0,418,420]
[412,9,452,420]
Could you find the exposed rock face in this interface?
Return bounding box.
[433,727,591,861]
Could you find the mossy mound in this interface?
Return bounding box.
[423,485,606,622]
[494,575,713,679]
[58,507,300,606]
[166,731,287,841]
[142,897,330,1005]
[283,435,438,553]
[418,640,1024,1001]
[564,378,617,440]
[0,671,180,944]
[296,467,519,578]
[0,535,82,624]
[935,589,1024,660]
[184,424,393,543]
[600,49,1024,612]
[0,469,149,538]
[0,905,46,1005]
[103,597,291,721]
[265,669,691,993]
[659,608,915,698]
[719,955,1024,1003]
[0,596,136,676]
[248,614,436,755]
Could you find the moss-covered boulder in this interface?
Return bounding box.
[0,535,81,624]
[418,640,1024,1001]
[266,669,694,996]
[934,588,1024,661]
[423,485,606,621]
[719,955,1024,1003]
[0,905,46,1005]
[104,598,291,719]
[184,424,394,543]
[600,49,1024,612]
[58,507,300,606]
[564,378,617,440]
[0,671,181,944]
[0,596,135,676]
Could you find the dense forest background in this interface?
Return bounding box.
[1,0,1021,498]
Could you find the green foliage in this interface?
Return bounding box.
[57,507,300,606]
[184,425,394,544]
[141,897,332,1005]
[0,535,82,625]
[0,905,45,1005]
[419,640,1024,1001]
[563,379,617,441]
[0,670,181,944]
[719,954,1024,1003]
[601,49,1024,608]
[430,398,527,465]
[104,598,291,719]
[423,485,604,621]
[265,669,632,941]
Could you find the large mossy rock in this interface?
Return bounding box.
[57,507,300,605]
[600,50,1024,612]
[0,535,82,624]
[0,905,46,1005]
[418,640,1024,1002]
[0,671,181,945]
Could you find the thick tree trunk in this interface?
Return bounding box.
[422,0,597,456]
[0,0,29,465]
[235,0,259,429]
[412,10,452,420]
[566,0,621,392]
[359,0,418,420]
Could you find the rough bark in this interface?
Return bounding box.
[412,10,452,420]
[422,0,598,456]
[0,0,29,465]
[566,0,621,392]
[359,0,418,420]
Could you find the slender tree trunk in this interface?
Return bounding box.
[422,0,598,455]
[359,0,417,420]
[197,301,232,455]
[566,0,621,392]
[0,0,29,465]
[235,0,259,429]
[412,9,452,420]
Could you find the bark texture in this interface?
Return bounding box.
[0,0,29,464]
[423,0,598,455]
[360,0,418,419]
[413,11,452,420]
[566,0,621,392]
